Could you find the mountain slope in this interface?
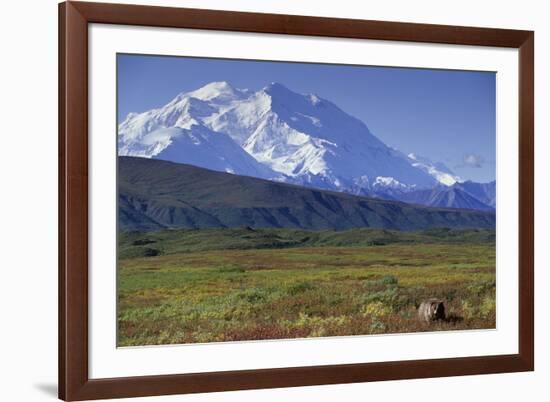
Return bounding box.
[400,186,493,211]
[454,180,496,208]
[398,180,495,211]
[119,156,496,231]
[406,153,461,186]
[151,125,279,179]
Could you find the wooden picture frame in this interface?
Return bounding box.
[59,1,534,400]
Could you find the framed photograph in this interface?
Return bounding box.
[59,1,534,400]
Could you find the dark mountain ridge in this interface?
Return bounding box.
[118,156,496,232]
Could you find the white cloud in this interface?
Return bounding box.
[462,154,485,168]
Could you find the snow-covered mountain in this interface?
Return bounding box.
[118,83,281,180]
[118,81,489,207]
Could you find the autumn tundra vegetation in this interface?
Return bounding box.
[117,227,496,346]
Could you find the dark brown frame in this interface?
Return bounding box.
[59,1,534,400]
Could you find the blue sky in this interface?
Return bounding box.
[118,54,496,182]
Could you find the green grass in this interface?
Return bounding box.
[117,228,496,346]
[118,227,495,259]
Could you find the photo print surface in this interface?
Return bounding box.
[116,54,496,347]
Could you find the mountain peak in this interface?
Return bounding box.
[266,81,286,89]
[201,80,234,90]
[262,82,295,96]
[187,81,242,102]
